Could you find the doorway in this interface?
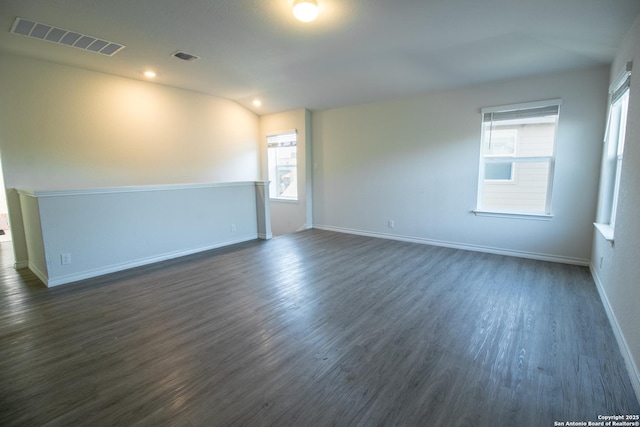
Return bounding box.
[0,150,13,264]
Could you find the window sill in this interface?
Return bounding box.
[593,223,614,243]
[472,210,553,220]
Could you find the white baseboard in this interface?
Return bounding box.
[14,260,29,269]
[45,234,258,287]
[313,225,590,266]
[28,261,49,285]
[590,265,640,404]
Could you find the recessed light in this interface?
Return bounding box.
[144,70,156,78]
[252,99,262,107]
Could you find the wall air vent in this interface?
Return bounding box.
[172,51,200,62]
[10,17,125,56]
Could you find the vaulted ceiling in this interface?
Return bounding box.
[1,0,639,115]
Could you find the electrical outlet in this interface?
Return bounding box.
[61,253,71,265]
[231,224,237,232]
[388,220,395,228]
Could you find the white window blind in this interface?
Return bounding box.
[267,131,297,148]
[482,104,560,123]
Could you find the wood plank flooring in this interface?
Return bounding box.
[0,231,638,426]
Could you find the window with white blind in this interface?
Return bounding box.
[267,131,298,201]
[475,99,561,216]
[594,67,631,241]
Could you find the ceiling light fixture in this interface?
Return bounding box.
[144,71,156,78]
[252,99,262,107]
[293,0,319,22]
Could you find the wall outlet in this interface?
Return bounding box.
[61,253,71,265]
[388,220,395,228]
[231,224,237,232]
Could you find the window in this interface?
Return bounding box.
[595,69,630,240]
[267,130,298,201]
[476,100,561,216]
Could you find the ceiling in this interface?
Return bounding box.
[1,0,639,115]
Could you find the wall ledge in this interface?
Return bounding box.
[18,181,266,198]
[18,181,269,287]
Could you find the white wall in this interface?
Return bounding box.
[591,14,640,401]
[0,151,7,214]
[259,109,312,236]
[19,182,261,287]
[312,66,609,264]
[0,53,260,265]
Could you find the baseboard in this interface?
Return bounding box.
[14,260,29,269]
[590,265,640,404]
[28,261,49,286]
[45,234,258,287]
[312,225,590,266]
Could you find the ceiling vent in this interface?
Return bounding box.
[172,51,200,62]
[10,17,125,56]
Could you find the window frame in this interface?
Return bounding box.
[594,69,631,242]
[267,130,299,202]
[610,90,629,231]
[474,99,562,218]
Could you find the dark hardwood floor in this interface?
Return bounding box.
[0,231,638,426]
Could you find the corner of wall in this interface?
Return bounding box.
[5,188,28,266]
[589,11,640,404]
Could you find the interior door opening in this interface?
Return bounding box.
[0,150,14,264]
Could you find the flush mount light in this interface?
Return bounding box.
[293,0,319,22]
[143,70,156,78]
[252,99,262,107]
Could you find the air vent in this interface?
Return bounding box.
[172,51,200,62]
[10,17,125,56]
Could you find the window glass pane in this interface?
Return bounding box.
[609,89,630,227]
[485,162,513,180]
[616,92,629,157]
[484,117,556,158]
[267,132,298,200]
[276,146,297,199]
[481,161,550,213]
[483,129,516,156]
